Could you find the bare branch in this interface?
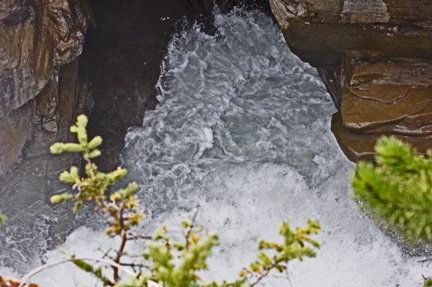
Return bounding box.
[127,233,152,241]
[418,257,432,267]
[185,207,199,251]
[250,268,272,286]
[18,257,137,287]
[118,262,150,269]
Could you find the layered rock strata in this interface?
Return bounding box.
[269,0,432,161]
[0,0,93,271]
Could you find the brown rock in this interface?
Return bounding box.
[270,0,432,161]
[332,111,432,161]
[0,59,93,272]
[0,102,33,171]
[0,0,92,173]
[0,0,89,112]
[341,57,432,135]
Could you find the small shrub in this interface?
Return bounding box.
[11,115,320,287]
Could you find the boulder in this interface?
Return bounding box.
[269,0,432,161]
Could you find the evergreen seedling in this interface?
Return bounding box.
[10,114,320,287]
[0,212,5,226]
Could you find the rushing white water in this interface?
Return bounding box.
[2,7,429,287]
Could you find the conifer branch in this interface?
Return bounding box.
[353,136,432,242]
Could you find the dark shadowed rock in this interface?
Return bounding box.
[80,0,273,172]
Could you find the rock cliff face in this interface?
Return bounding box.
[0,0,93,172]
[0,0,93,271]
[269,0,432,161]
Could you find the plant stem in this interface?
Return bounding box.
[18,257,137,287]
[114,202,127,282]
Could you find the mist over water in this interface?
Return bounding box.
[120,8,427,286]
[1,8,428,287]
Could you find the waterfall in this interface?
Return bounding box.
[1,7,428,287]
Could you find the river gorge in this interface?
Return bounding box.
[1,1,432,286]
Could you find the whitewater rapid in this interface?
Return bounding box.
[2,7,429,287]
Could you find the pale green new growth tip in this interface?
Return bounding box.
[50,193,73,204]
[45,114,321,287]
[49,115,102,157]
[0,212,6,226]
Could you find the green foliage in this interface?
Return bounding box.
[117,218,319,287]
[43,114,321,287]
[424,277,432,287]
[0,212,6,226]
[141,223,221,287]
[48,114,145,284]
[49,115,144,237]
[71,257,112,286]
[353,136,432,242]
[249,220,320,274]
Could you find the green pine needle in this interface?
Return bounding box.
[353,136,432,243]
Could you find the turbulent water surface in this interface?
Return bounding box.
[2,8,429,287]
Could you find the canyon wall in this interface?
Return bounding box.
[0,0,93,271]
[269,0,432,161]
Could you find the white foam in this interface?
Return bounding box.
[3,7,429,287]
[121,8,429,286]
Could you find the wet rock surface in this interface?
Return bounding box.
[341,57,432,134]
[79,0,208,172]
[269,0,432,161]
[0,59,93,272]
[0,0,92,172]
[0,0,93,272]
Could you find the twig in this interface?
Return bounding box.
[127,233,152,241]
[84,156,96,182]
[113,202,127,281]
[18,257,137,287]
[285,265,293,287]
[118,262,150,272]
[185,207,199,251]
[97,247,115,260]
[249,264,276,287]
[418,257,432,264]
